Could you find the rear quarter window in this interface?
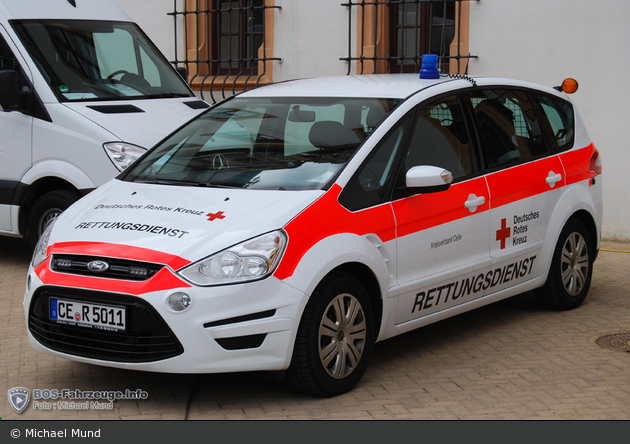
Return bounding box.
[535,93,575,152]
[469,89,548,169]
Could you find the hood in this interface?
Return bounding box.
[49,180,324,267]
[63,98,208,149]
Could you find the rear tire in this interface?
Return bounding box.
[286,272,374,397]
[534,219,593,310]
[28,190,80,250]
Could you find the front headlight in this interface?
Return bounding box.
[31,221,55,268]
[179,231,287,286]
[104,142,147,171]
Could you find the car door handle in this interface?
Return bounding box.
[464,194,486,212]
[546,171,562,188]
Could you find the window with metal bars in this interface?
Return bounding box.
[170,0,280,102]
[215,0,263,74]
[342,0,476,75]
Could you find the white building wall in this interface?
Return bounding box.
[468,0,630,241]
[273,0,352,80]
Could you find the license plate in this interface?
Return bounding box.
[50,298,126,331]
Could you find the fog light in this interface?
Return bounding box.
[168,292,192,312]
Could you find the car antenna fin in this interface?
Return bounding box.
[68,0,77,7]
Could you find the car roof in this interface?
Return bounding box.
[241,74,447,99]
[239,73,565,101]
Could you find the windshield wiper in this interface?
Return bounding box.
[145,93,192,99]
[136,178,236,188]
[135,179,196,186]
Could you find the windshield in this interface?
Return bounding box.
[12,20,192,102]
[122,96,401,190]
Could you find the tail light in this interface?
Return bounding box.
[590,148,602,175]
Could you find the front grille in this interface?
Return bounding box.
[51,255,163,281]
[29,287,183,363]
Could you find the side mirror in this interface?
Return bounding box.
[0,70,20,111]
[406,165,453,193]
[176,66,189,83]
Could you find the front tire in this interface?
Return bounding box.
[28,190,80,250]
[287,272,374,396]
[534,219,593,310]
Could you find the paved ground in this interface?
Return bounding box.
[1,236,629,420]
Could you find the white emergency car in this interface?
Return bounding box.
[24,68,603,396]
[0,0,207,248]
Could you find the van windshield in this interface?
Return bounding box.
[122,96,401,191]
[11,20,193,102]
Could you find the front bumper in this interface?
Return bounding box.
[24,264,308,373]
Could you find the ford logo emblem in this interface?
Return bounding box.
[87,260,110,273]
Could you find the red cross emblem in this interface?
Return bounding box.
[206,211,226,222]
[496,218,511,250]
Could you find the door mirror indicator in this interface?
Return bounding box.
[406,165,453,193]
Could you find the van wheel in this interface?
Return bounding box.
[286,272,374,397]
[534,219,593,310]
[28,190,80,250]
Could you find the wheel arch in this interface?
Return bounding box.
[568,209,599,261]
[322,262,384,341]
[281,233,393,340]
[17,177,83,237]
[538,184,600,279]
[534,211,595,310]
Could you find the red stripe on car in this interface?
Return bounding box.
[35,257,191,295]
[275,184,396,280]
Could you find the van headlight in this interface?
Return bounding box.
[178,231,287,286]
[104,142,147,171]
[31,221,55,268]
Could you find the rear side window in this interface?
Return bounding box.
[469,89,547,169]
[534,93,575,152]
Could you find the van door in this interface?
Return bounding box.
[469,88,563,293]
[0,29,32,233]
[392,94,491,325]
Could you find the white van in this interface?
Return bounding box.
[0,0,208,247]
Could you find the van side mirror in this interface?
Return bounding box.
[406,165,453,193]
[0,70,20,111]
[176,66,189,83]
